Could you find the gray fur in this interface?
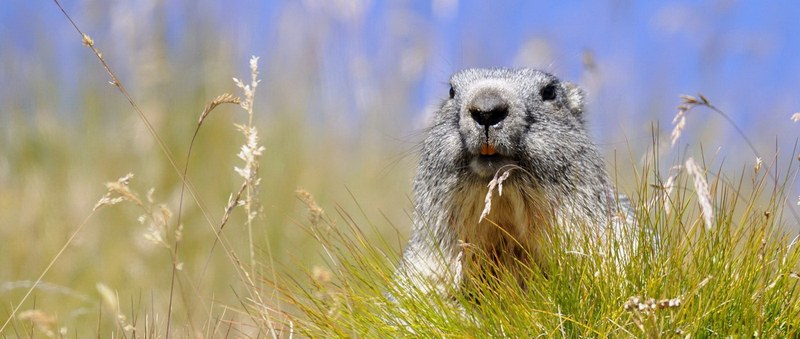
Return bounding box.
[396,68,631,296]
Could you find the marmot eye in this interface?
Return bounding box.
[449,86,455,99]
[540,83,557,101]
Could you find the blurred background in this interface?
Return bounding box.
[2,0,799,335]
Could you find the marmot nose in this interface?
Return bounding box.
[468,90,509,126]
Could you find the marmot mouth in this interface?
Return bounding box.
[479,143,497,156]
[469,151,515,178]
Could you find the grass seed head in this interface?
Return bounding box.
[480,168,513,222]
[685,158,714,230]
[81,33,93,47]
[296,189,325,226]
[93,173,139,210]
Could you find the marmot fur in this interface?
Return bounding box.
[397,68,631,296]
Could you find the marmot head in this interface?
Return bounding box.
[434,68,590,181]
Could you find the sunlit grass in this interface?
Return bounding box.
[274,149,800,337]
[0,23,410,335]
[3,2,800,337]
[4,45,799,338]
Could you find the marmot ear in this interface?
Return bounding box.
[562,82,585,116]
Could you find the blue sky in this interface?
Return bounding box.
[3,0,800,161]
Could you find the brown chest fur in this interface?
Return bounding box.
[449,179,555,282]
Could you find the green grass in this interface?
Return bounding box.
[2,4,800,337]
[273,149,800,337]
[3,56,799,339]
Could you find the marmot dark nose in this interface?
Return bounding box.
[468,90,509,126]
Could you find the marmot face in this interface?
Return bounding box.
[397,68,625,299]
[441,68,588,181]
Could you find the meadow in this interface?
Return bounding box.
[2,1,800,337]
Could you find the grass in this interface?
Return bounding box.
[275,147,800,337]
[2,2,800,337]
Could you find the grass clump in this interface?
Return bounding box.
[271,150,800,337]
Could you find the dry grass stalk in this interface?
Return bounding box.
[671,109,687,147]
[94,173,179,251]
[296,189,326,226]
[17,309,63,337]
[649,166,681,215]
[685,157,714,230]
[671,94,707,147]
[232,56,265,269]
[198,93,241,124]
[669,93,800,225]
[480,168,513,222]
[51,3,243,334]
[228,57,284,337]
[96,283,136,334]
[754,157,763,174]
[1,198,102,332]
[93,173,138,210]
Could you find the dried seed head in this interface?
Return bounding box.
[81,33,94,47]
[480,168,513,222]
[686,158,714,230]
[94,173,139,210]
[679,94,699,105]
[698,93,710,105]
[623,295,681,313]
[198,93,241,124]
[697,276,712,289]
[296,189,325,226]
[18,309,56,326]
[96,283,118,311]
[312,266,332,283]
[18,309,58,336]
[670,112,686,147]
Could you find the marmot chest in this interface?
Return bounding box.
[449,181,552,262]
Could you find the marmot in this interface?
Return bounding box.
[397,68,631,296]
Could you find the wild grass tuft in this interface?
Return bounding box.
[3,2,799,337]
[272,147,800,336]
